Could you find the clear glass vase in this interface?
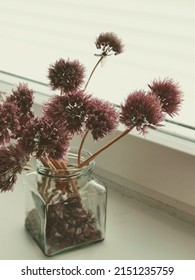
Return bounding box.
[24,148,107,256]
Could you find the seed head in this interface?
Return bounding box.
[18,117,70,159]
[48,58,85,93]
[120,90,165,134]
[148,78,183,116]
[86,98,119,140]
[95,32,124,56]
[0,145,30,192]
[43,91,90,134]
[7,83,34,114]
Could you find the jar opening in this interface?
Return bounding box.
[36,147,95,178]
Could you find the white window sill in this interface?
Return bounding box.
[1,175,195,260]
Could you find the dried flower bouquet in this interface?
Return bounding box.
[0,32,183,255]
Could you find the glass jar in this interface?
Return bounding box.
[24,148,107,256]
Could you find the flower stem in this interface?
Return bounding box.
[84,55,104,91]
[78,55,104,163]
[78,127,133,168]
[77,129,89,166]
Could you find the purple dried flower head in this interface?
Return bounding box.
[86,98,119,140]
[0,100,34,141]
[17,117,40,155]
[0,144,30,192]
[120,90,165,134]
[18,117,70,159]
[48,58,85,93]
[95,32,124,56]
[0,104,10,144]
[43,90,90,134]
[6,83,34,114]
[2,101,21,139]
[17,113,35,137]
[0,83,35,139]
[0,100,24,143]
[35,117,70,159]
[148,78,183,116]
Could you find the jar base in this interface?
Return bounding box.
[25,208,104,256]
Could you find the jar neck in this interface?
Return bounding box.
[36,147,95,179]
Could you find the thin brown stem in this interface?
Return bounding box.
[78,127,133,168]
[60,160,69,169]
[49,157,65,170]
[40,156,56,170]
[77,55,105,163]
[77,130,89,166]
[84,55,104,91]
[40,156,78,194]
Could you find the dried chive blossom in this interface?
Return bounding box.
[0,103,12,144]
[0,145,29,192]
[120,90,165,134]
[43,91,91,134]
[0,83,34,144]
[148,78,183,116]
[1,102,21,139]
[86,98,119,140]
[6,83,34,114]
[18,117,70,159]
[33,117,70,159]
[95,32,124,56]
[48,59,85,93]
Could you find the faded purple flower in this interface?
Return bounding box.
[95,32,124,56]
[2,102,21,139]
[120,90,165,134]
[0,104,10,144]
[0,83,35,139]
[48,59,85,93]
[35,117,70,159]
[17,117,39,155]
[0,144,30,192]
[85,98,119,140]
[18,117,70,159]
[6,83,34,114]
[0,100,25,144]
[43,91,90,134]
[148,78,183,116]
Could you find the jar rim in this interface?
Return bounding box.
[36,147,95,178]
